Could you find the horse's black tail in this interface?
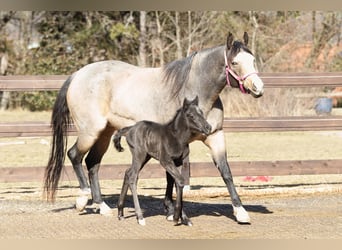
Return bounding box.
[113,126,132,152]
[44,75,74,202]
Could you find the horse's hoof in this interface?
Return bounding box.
[75,188,91,212]
[138,218,146,226]
[173,219,181,226]
[233,205,251,224]
[166,214,174,221]
[118,215,125,221]
[99,202,113,216]
[75,195,88,212]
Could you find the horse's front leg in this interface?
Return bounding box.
[204,130,250,224]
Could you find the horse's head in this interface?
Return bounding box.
[225,32,264,98]
[182,96,211,135]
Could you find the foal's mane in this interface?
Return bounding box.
[162,52,197,99]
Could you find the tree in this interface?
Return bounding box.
[138,11,147,67]
[0,11,16,110]
[306,11,341,69]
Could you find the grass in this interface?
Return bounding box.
[2,110,342,168]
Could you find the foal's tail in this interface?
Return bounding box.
[113,126,132,152]
[44,75,74,202]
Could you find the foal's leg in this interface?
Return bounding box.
[204,130,250,224]
[118,152,150,225]
[164,171,175,220]
[164,147,190,222]
[85,127,115,216]
[161,159,192,226]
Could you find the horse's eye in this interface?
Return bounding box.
[232,61,238,66]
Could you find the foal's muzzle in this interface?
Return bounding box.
[202,123,212,135]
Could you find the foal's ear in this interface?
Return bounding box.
[226,32,234,50]
[243,32,248,46]
[183,96,198,109]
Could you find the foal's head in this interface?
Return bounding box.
[181,96,211,135]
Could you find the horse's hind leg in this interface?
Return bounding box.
[85,126,115,216]
[67,143,91,211]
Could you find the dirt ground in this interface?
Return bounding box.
[0,177,342,239]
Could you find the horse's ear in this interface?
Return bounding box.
[226,32,234,50]
[183,97,191,109]
[243,32,248,46]
[191,95,199,106]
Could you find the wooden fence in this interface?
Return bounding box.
[1,73,342,182]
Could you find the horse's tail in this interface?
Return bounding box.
[113,126,132,152]
[44,75,74,202]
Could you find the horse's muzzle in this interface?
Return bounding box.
[251,89,264,98]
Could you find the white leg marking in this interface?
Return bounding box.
[75,188,91,212]
[99,201,113,216]
[233,205,251,223]
[138,218,146,226]
[166,215,174,221]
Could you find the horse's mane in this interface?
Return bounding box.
[162,52,197,99]
[162,41,252,99]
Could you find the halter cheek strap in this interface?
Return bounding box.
[224,51,258,94]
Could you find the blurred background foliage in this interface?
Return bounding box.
[0,11,341,112]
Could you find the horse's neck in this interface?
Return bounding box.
[185,46,226,114]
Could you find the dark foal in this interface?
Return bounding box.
[113,96,211,226]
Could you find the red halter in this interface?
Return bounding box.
[224,51,258,94]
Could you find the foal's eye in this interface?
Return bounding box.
[231,61,238,66]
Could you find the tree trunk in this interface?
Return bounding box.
[186,11,192,56]
[155,11,165,66]
[0,52,9,110]
[306,12,339,69]
[175,12,182,59]
[138,11,147,67]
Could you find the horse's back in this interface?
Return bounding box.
[65,60,170,134]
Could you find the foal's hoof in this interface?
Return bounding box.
[233,205,251,224]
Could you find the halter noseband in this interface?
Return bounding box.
[224,50,258,94]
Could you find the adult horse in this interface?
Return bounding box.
[44,32,264,224]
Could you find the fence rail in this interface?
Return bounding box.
[2,116,342,138]
[1,72,342,91]
[1,73,342,181]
